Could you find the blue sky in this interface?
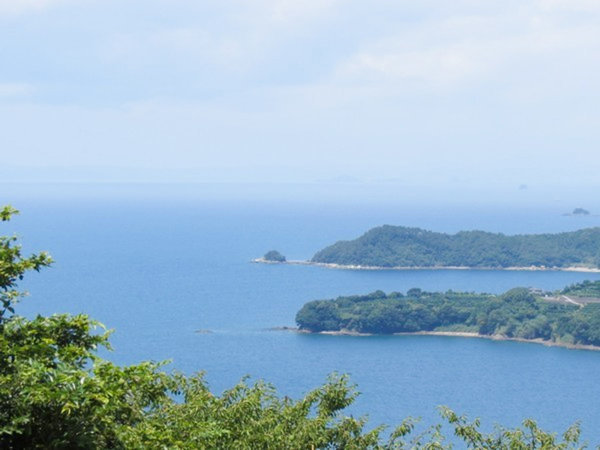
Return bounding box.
[1,0,599,191]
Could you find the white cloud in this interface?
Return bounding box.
[0,0,70,15]
[330,2,600,93]
[537,0,600,13]
[1,0,600,187]
[98,0,341,74]
[0,83,34,98]
[101,28,247,70]
[258,0,340,24]
[337,46,481,86]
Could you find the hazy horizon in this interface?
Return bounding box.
[3,181,600,217]
[2,0,599,193]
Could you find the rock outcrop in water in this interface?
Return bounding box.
[262,250,286,262]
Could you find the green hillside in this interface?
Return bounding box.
[296,286,600,346]
[311,225,600,269]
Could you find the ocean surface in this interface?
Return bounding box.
[6,183,600,443]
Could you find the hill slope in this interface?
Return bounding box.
[311,225,600,269]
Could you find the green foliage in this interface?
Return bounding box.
[263,250,286,262]
[0,314,176,448]
[296,287,600,347]
[120,373,389,449]
[0,207,587,448]
[311,225,600,269]
[0,206,52,321]
[562,280,600,298]
[439,407,583,449]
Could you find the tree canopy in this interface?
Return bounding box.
[562,280,600,298]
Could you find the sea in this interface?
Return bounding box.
[5,182,600,444]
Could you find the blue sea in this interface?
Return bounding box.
[6,183,600,443]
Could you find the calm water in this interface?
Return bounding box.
[6,186,600,443]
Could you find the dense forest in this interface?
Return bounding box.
[0,206,586,448]
[311,225,600,269]
[562,279,600,298]
[296,286,600,347]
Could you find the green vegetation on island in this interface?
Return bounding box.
[562,279,600,298]
[296,286,600,347]
[311,225,600,269]
[0,206,586,447]
[263,249,286,262]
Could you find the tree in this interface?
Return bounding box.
[263,250,286,262]
[0,206,173,447]
[0,206,52,322]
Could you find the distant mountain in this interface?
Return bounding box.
[311,225,600,269]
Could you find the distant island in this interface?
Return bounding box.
[258,250,286,263]
[310,225,600,270]
[572,208,590,215]
[295,280,600,349]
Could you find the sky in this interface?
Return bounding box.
[1,0,599,193]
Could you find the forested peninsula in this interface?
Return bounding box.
[310,225,600,270]
[295,281,600,348]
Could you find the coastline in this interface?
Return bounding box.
[394,331,600,351]
[252,258,600,273]
[298,329,600,352]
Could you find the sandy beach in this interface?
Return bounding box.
[271,326,600,351]
[252,258,600,273]
[395,331,600,351]
[308,329,600,351]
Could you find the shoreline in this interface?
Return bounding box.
[252,258,600,273]
[270,327,600,351]
[395,331,600,351]
[297,329,600,352]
